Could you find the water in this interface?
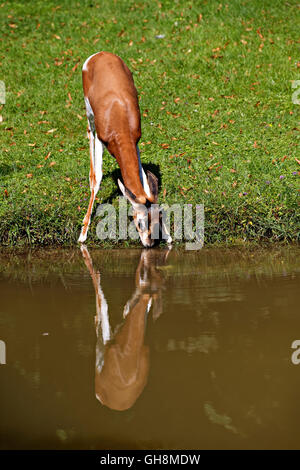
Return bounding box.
[0,246,299,449]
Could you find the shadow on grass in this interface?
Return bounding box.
[100,163,162,205]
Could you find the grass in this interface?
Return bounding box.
[0,0,299,246]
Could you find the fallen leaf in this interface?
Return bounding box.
[72,62,80,72]
[256,28,264,39]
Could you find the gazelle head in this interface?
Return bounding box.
[118,171,166,248]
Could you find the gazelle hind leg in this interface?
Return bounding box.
[78,126,95,242]
[78,128,103,243]
[79,244,110,376]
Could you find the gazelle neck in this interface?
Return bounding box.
[107,138,149,204]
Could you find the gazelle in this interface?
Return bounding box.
[80,245,171,410]
[78,51,171,247]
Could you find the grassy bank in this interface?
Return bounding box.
[0,0,299,246]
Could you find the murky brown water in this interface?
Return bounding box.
[0,246,299,450]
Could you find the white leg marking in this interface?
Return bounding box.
[88,129,96,190]
[95,283,110,345]
[137,145,151,198]
[78,99,104,243]
[84,97,95,132]
[94,135,103,194]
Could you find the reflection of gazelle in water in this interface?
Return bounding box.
[80,245,171,411]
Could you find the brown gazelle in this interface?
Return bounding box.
[80,245,171,411]
[78,51,171,247]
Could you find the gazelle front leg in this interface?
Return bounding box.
[78,127,103,243]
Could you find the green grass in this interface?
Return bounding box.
[0,0,299,246]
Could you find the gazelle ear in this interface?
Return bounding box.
[146,171,159,203]
[118,179,146,208]
[117,179,128,199]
